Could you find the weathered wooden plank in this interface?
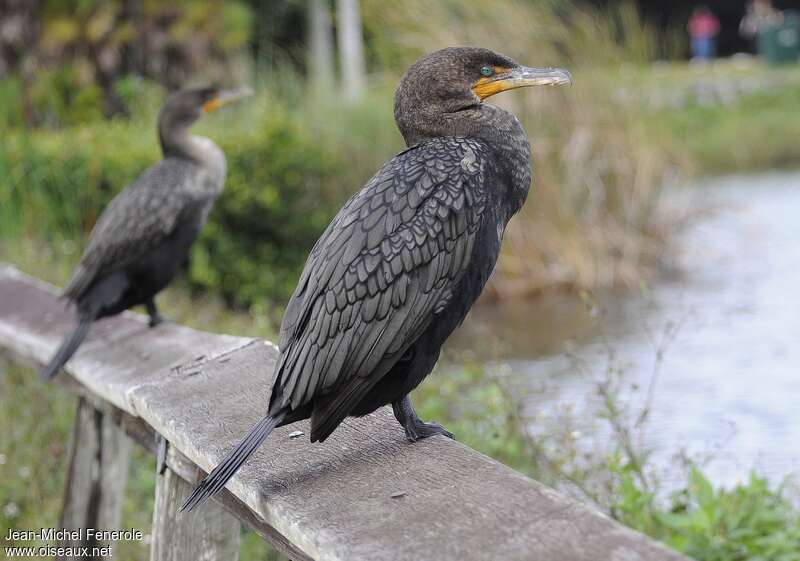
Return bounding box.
[0,264,692,561]
[58,398,131,560]
[150,442,240,561]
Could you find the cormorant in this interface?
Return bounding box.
[40,86,252,381]
[181,47,570,511]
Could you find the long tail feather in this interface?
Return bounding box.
[40,318,92,381]
[180,414,282,512]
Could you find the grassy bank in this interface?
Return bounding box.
[658,74,800,173]
[1,75,674,306]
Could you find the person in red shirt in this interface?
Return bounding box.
[688,6,721,60]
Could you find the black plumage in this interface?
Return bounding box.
[181,47,571,511]
[41,86,252,381]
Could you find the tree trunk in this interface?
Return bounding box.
[336,0,366,101]
[308,0,336,94]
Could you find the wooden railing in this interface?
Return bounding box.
[0,263,691,561]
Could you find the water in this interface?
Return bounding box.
[448,171,800,487]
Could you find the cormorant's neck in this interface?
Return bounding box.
[159,121,220,163]
[398,103,532,215]
[159,121,197,160]
[159,123,226,185]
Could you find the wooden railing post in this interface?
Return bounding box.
[150,439,240,561]
[58,397,131,559]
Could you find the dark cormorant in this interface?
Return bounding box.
[40,86,252,381]
[181,47,570,511]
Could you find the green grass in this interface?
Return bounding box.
[658,84,800,174]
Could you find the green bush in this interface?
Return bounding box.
[0,122,159,241]
[610,460,800,561]
[191,112,343,309]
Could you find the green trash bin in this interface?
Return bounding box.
[757,12,800,64]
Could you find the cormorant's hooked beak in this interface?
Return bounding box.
[203,86,254,113]
[472,66,572,100]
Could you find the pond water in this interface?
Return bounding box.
[448,171,800,487]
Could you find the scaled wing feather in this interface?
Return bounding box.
[270,138,488,426]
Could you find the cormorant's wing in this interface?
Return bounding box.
[62,159,205,301]
[270,137,489,441]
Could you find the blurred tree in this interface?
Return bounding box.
[0,0,40,123]
[0,0,253,125]
[336,0,366,101]
[245,0,306,76]
[307,0,335,94]
[0,0,376,125]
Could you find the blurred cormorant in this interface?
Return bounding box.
[40,86,252,381]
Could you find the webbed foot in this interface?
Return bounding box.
[145,298,165,328]
[392,395,455,443]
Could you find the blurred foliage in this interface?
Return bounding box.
[361,0,682,70]
[0,0,254,125]
[612,466,800,561]
[656,82,800,174]
[191,108,344,310]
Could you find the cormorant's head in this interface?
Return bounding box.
[158,85,253,155]
[394,47,571,144]
[159,86,253,133]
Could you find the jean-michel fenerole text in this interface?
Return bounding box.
[4,527,144,542]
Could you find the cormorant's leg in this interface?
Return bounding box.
[145,298,164,328]
[391,395,454,442]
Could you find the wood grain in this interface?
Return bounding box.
[0,264,692,561]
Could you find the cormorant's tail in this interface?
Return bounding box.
[40,318,92,381]
[180,414,283,512]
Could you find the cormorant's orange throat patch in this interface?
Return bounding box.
[202,98,223,113]
[471,66,515,100]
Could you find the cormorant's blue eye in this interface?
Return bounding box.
[480,66,493,77]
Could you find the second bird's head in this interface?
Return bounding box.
[159,86,253,135]
[394,47,571,144]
